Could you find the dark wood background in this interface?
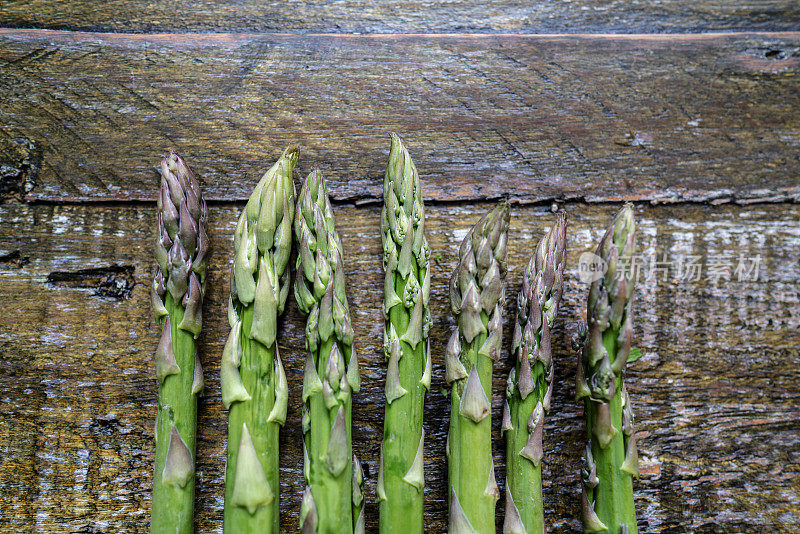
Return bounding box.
[1,2,798,533]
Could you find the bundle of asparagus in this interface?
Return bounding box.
[503,213,567,534]
[446,202,510,534]
[151,152,210,533]
[221,148,298,533]
[577,204,639,534]
[378,135,431,533]
[294,169,363,534]
[150,142,646,534]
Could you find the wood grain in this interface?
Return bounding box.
[1,0,798,35]
[1,201,798,533]
[1,30,799,205]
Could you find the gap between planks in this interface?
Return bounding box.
[2,27,800,43]
[13,197,800,210]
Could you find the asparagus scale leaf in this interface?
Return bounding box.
[502,213,567,534]
[294,169,362,534]
[222,148,298,533]
[577,203,639,534]
[151,152,210,534]
[446,202,510,534]
[378,135,431,534]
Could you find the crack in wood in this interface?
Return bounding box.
[46,265,136,301]
[0,136,38,203]
[0,249,30,268]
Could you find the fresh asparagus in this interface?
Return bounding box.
[577,204,638,534]
[377,135,431,534]
[353,454,365,533]
[446,202,510,534]
[502,213,567,534]
[151,152,210,534]
[221,148,297,533]
[294,169,362,534]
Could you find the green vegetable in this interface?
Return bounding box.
[446,202,510,534]
[626,347,643,364]
[378,135,431,534]
[353,454,365,533]
[221,149,298,533]
[503,213,567,534]
[151,152,210,533]
[576,203,639,534]
[295,169,362,534]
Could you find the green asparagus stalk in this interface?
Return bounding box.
[151,152,210,533]
[221,148,298,533]
[446,202,510,534]
[294,169,362,534]
[577,204,638,534]
[353,454,365,533]
[502,213,567,534]
[377,135,431,534]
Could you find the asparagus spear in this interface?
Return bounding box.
[151,152,210,534]
[377,135,431,533]
[294,169,362,534]
[353,454,365,534]
[221,148,297,533]
[577,204,638,534]
[503,213,567,534]
[446,202,510,534]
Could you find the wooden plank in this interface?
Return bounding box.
[1,30,799,205]
[1,201,798,533]
[1,0,799,34]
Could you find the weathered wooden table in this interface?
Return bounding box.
[1,2,799,532]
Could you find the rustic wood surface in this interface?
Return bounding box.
[2,1,799,531]
[1,202,798,533]
[1,30,800,205]
[1,0,799,34]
